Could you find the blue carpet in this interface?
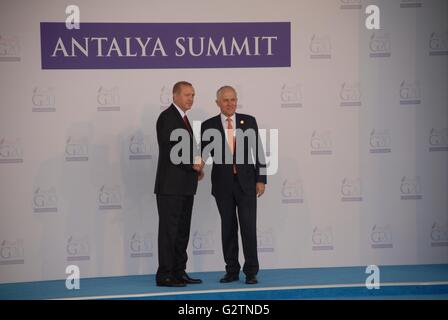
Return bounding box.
[1,264,447,300]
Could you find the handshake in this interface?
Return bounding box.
[192,156,205,181]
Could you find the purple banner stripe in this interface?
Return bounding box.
[41,22,290,69]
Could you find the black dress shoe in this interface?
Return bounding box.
[245,275,258,285]
[220,273,239,283]
[156,277,186,287]
[176,273,202,284]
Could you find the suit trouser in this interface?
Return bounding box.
[214,176,259,276]
[156,194,194,280]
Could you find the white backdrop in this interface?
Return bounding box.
[0,0,447,283]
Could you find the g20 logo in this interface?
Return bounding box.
[341,178,361,196]
[340,82,361,101]
[310,35,331,54]
[311,131,332,150]
[97,87,119,106]
[312,227,333,246]
[0,240,24,260]
[282,179,302,198]
[400,176,421,195]
[129,135,148,154]
[429,32,448,51]
[160,85,172,107]
[0,138,22,159]
[369,129,390,148]
[429,128,448,146]
[430,223,448,243]
[66,236,89,256]
[369,33,390,52]
[130,233,153,253]
[193,231,214,250]
[98,185,122,205]
[399,81,420,100]
[280,84,300,102]
[32,87,55,107]
[371,225,392,243]
[65,137,88,156]
[0,35,20,57]
[33,187,58,209]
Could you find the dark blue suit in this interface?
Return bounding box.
[154,104,199,281]
[201,113,266,276]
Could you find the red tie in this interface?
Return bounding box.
[183,115,192,134]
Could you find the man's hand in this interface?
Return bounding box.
[198,170,204,181]
[193,156,204,172]
[256,182,265,198]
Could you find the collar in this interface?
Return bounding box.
[220,113,236,126]
[173,103,186,118]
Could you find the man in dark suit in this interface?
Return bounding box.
[201,86,266,285]
[154,81,204,287]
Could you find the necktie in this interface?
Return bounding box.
[226,117,237,174]
[183,115,192,134]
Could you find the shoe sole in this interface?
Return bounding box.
[156,283,186,287]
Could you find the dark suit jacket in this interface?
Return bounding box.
[201,113,267,196]
[154,104,199,195]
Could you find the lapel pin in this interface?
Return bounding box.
[240,120,244,125]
